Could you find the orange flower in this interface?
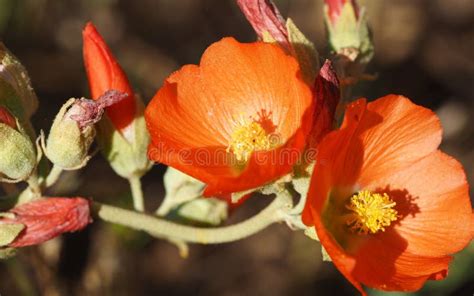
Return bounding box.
[82,22,135,136]
[145,37,315,196]
[302,95,474,293]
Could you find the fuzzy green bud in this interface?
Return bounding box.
[43,91,127,170]
[42,99,96,170]
[324,1,374,64]
[0,107,36,182]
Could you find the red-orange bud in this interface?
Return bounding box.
[82,22,136,134]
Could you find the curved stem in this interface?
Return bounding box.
[128,176,145,212]
[93,190,293,244]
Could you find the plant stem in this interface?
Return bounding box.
[92,190,293,244]
[128,176,145,212]
[43,165,63,189]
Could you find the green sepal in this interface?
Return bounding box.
[0,223,24,247]
[174,198,228,227]
[158,167,228,226]
[96,96,152,179]
[286,18,320,84]
[321,245,332,261]
[157,167,205,216]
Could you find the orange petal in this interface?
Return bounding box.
[357,95,442,184]
[82,22,136,133]
[197,37,312,142]
[365,150,473,258]
[353,230,453,291]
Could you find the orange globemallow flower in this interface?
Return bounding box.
[145,37,315,196]
[302,95,474,294]
[82,22,135,137]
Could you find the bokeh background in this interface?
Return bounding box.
[0,0,473,295]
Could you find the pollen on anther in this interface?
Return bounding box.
[345,190,398,235]
[227,120,273,162]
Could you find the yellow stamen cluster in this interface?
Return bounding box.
[345,190,398,235]
[228,121,272,162]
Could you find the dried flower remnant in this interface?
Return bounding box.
[236,0,289,49]
[0,197,91,248]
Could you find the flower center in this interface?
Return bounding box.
[227,121,272,162]
[345,190,398,235]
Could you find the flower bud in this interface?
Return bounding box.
[43,90,126,170]
[82,22,152,179]
[0,43,38,122]
[0,107,36,182]
[324,0,373,63]
[0,197,91,248]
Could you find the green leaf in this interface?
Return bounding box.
[0,223,24,246]
[286,18,319,84]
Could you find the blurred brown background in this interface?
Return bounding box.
[0,0,473,295]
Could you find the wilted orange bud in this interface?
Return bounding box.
[0,197,91,247]
[82,22,135,136]
[237,0,289,50]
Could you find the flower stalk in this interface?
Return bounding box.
[128,176,145,212]
[93,190,293,244]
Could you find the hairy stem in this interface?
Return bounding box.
[93,190,293,244]
[43,165,63,189]
[128,176,145,212]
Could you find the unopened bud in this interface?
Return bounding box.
[0,43,38,122]
[43,90,126,170]
[0,107,36,182]
[324,0,373,63]
[0,197,91,247]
